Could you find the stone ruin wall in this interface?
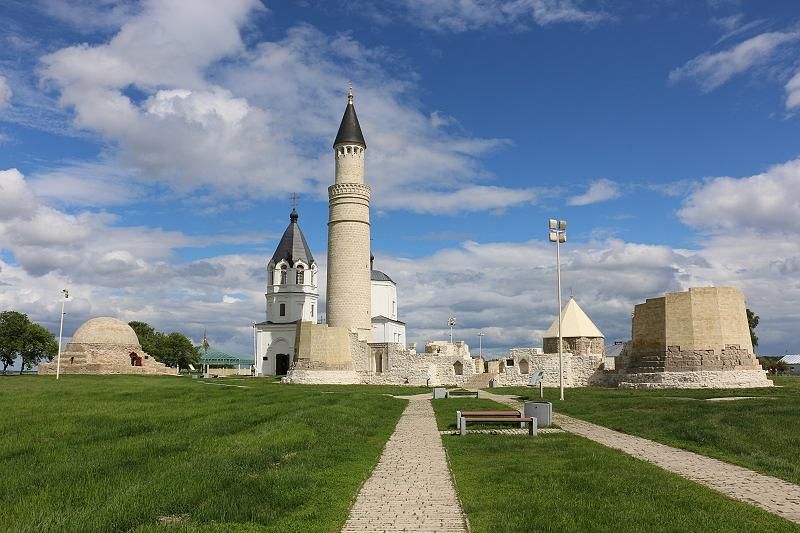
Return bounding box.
[542,336,605,356]
[356,341,478,387]
[497,348,612,387]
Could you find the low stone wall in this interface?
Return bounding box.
[357,343,477,387]
[618,369,772,389]
[500,349,611,387]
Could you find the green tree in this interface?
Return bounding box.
[0,311,57,374]
[0,311,28,374]
[129,321,198,369]
[162,332,200,370]
[19,323,57,374]
[746,308,759,349]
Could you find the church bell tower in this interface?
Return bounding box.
[326,87,372,338]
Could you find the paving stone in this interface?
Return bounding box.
[481,390,800,525]
[341,395,467,533]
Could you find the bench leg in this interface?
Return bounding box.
[460,417,466,436]
[528,417,538,436]
[456,410,461,430]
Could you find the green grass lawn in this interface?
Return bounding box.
[0,375,424,532]
[444,432,799,533]
[493,376,800,485]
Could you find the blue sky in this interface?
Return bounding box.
[1,0,799,359]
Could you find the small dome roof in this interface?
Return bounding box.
[71,317,141,346]
[371,270,394,283]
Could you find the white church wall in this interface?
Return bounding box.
[255,324,296,376]
[370,280,397,320]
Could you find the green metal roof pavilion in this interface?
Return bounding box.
[199,347,253,366]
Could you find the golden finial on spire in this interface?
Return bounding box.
[348,83,353,104]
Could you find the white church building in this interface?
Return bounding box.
[254,208,319,376]
[370,256,407,346]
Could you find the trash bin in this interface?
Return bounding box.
[524,401,552,428]
[488,379,497,388]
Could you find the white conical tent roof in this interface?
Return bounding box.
[543,298,604,339]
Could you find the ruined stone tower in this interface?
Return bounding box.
[326,87,372,339]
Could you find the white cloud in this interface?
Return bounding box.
[669,31,800,92]
[38,4,527,213]
[678,159,800,234]
[785,71,800,110]
[567,178,621,206]
[399,0,611,32]
[0,76,12,110]
[34,0,140,33]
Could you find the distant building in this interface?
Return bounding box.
[779,354,800,375]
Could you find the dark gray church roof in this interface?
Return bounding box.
[270,209,315,266]
[333,91,366,148]
[371,270,394,283]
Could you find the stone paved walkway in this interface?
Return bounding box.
[481,390,800,525]
[341,395,468,532]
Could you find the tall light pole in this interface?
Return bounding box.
[252,321,257,375]
[477,332,485,358]
[56,289,69,380]
[448,317,456,344]
[549,219,567,401]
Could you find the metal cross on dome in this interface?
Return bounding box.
[290,192,298,209]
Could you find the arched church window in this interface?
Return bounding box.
[296,265,304,284]
[280,265,287,285]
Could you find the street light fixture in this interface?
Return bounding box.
[548,219,567,401]
[448,317,456,344]
[477,332,485,358]
[56,289,69,380]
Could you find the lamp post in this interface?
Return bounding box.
[477,332,485,358]
[448,317,456,344]
[549,219,567,401]
[56,289,69,380]
[252,321,257,375]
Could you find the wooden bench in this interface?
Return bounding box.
[445,390,479,399]
[456,410,520,430]
[459,416,537,436]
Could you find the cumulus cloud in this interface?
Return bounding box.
[38,3,527,213]
[786,71,800,110]
[398,0,611,32]
[678,159,800,234]
[0,76,11,110]
[567,178,621,206]
[669,31,799,92]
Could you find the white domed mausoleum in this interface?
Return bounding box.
[38,317,170,375]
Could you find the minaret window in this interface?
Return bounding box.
[311,304,315,317]
[280,303,286,317]
[280,265,287,285]
[296,265,304,284]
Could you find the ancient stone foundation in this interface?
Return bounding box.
[618,287,771,389]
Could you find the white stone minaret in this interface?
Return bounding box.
[326,87,372,339]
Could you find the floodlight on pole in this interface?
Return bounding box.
[548,219,567,401]
[477,332,485,358]
[56,289,69,380]
[448,317,456,344]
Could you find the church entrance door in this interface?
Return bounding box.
[276,354,290,376]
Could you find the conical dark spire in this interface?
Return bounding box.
[270,209,315,266]
[333,86,366,148]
